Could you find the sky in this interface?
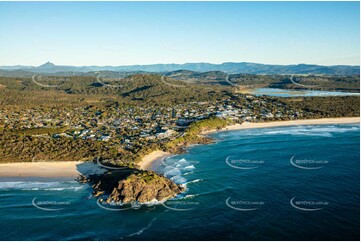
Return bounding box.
[0,1,359,66]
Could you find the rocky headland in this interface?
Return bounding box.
[79,168,184,204]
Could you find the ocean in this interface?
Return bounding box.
[0,124,359,240]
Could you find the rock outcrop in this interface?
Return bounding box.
[87,169,184,204]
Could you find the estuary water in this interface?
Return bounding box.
[249,88,360,97]
[0,124,359,240]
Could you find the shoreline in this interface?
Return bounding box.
[139,150,171,171]
[0,161,105,178]
[140,117,360,171]
[0,117,359,178]
[202,117,360,135]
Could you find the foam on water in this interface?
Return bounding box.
[0,123,358,240]
[160,157,200,192]
[183,172,193,176]
[185,179,202,185]
[183,194,199,199]
[163,167,182,177]
[44,186,84,191]
[226,124,360,138]
[184,165,195,171]
[170,175,187,184]
[177,158,190,166]
[0,181,83,191]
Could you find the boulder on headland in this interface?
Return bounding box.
[84,169,184,204]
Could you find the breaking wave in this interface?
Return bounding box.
[160,157,200,188]
[185,179,202,185]
[183,194,199,199]
[230,124,359,138]
[0,181,84,191]
[170,175,187,184]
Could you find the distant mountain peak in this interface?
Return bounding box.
[38,61,56,68]
[0,61,358,75]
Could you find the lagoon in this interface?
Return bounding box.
[249,88,360,97]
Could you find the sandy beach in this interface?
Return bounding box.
[0,151,171,178]
[0,117,358,177]
[0,161,105,178]
[138,118,359,170]
[139,150,171,171]
[202,117,360,134]
[0,151,172,178]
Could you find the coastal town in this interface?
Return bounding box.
[0,71,359,205]
[0,70,359,167]
[0,1,360,241]
[0,93,316,155]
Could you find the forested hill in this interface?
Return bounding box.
[0,70,358,93]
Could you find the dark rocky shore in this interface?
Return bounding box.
[78,168,184,204]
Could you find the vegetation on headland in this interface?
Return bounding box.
[82,169,184,204]
[164,117,232,153]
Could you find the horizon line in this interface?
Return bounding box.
[1,61,360,68]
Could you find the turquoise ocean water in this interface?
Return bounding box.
[0,124,359,240]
